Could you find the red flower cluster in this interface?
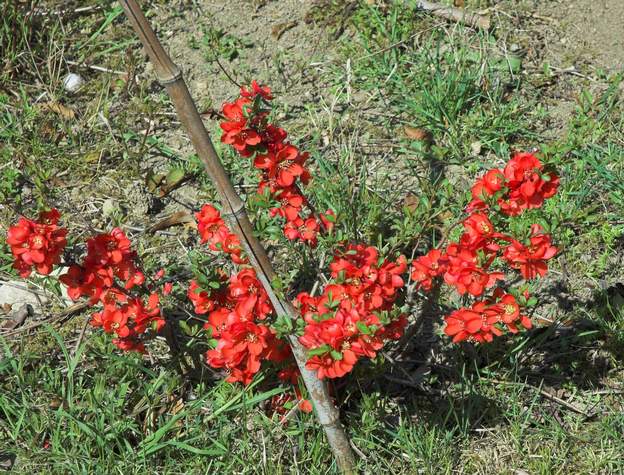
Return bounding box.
[444,290,532,343]
[188,268,291,385]
[297,244,407,379]
[196,204,246,264]
[220,81,334,246]
[59,228,163,352]
[411,213,505,297]
[411,152,560,344]
[469,152,559,215]
[6,209,67,277]
[7,209,165,353]
[61,228,145,303]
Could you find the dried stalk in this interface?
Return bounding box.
[417,0,491,30]
[117,1,356,472]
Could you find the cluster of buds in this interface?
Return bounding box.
[220,81,334,246]
[410,152,560,344]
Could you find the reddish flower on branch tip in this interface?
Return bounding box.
[444,301,503,344]
[240,80,273,100]
[444,243,503,296]
[471,168,505,201]
[305,351,358,380]
[411,249,448,291]
[485,292,532,334]
[503,224,558,280]
[444,290,533,344]
[195,204,247,263]
[6,208,67,277]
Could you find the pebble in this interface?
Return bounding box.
[63,73,84,93]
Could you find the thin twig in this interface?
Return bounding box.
[65,60,128,76]
[71,317,91,356]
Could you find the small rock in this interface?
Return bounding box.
[0,281,49,312]
[102,198,118,217]
[63,73,84,93]
[471,141,482,155]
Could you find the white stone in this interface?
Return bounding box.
[63,73,84,93]
[0,281,49,311]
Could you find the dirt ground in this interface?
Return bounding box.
[544,0,624,72]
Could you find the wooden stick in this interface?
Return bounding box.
[417,0,491,30]
[117,1,356,472]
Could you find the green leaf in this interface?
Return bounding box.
[356,321,371,335]
[307,345,331,357]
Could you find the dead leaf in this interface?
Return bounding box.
[272,21,297,40]
[404,126,433,144]
[170,398,185,416]
[0,453,16,471]
[145,169,165,194]
[159,167,186,196]
[1,304,30,330]
[40,101,76,119]
[403,193,419,212]
[147,211,196,233]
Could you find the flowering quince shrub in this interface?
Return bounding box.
[6,80,562,418]
[411,152,560,343]
[6,212,166,352]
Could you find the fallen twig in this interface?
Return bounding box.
[416,0,491,30]
[0,302,89,338]
[488,379,593,418]
[65,60,128,76]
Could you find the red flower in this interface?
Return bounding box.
[411,249,448,291]
[240,80,273,100]
[306,351,358,380]
[500,152,560,213]
[485,293,532,333]
[444,244,503,296]
[6,209,67,277]
[195,204,247,262]
[471,169,505,200]
[220,98,262,153]
[444,301,503,343]
[460,213,497,250]
[503,225,557,279]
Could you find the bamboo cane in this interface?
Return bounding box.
[117,1,356,472]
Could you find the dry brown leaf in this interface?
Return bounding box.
[403,193,419,212]
[272,21,297,40]
[404,126,433,144]
[147,211,196,233]
[1,304,30,330]
[40,101,76,119]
